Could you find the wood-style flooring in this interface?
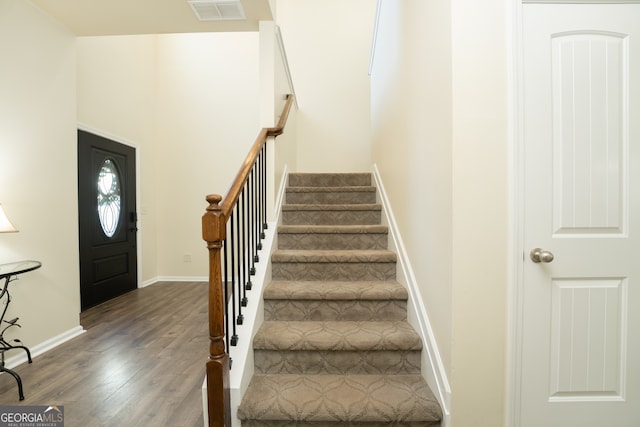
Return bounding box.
[0,281,209,427]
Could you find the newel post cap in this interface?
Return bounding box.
[202,194,226,243]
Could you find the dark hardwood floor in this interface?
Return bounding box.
[0,281,209,427]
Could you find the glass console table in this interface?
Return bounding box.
[0,260,41,400]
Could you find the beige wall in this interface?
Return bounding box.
[270,22,298,205]
[371,0,454,376]
[371,0,509,426]
[76,35,159,283]
[3,1,511,424]
[0,0,80,346]
[153,33,260,278]
[77,32,260,282]
[275,0,375,173]
[450,0,509,425]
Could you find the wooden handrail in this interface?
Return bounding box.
[220,94,295,217]
[267,94,294,137]
[202,93,294,427]
[219,128,268,218]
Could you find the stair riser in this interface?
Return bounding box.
[272,262,396,281]
[242,421,433,427]
[282,210,381,226]
[264,300,407,321]
[288,173,372,187]
[278,233,388,250]
[254,350,421,375]
[286,191,376,205]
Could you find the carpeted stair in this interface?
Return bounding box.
[237,173,442,426]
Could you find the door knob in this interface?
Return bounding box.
[530,248,554,263]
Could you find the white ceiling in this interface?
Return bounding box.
[30,0,274,36]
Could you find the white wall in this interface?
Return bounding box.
[77,32,261,282]
[275,0,375,173]
[370,0,510,426]
[0,0,80,347]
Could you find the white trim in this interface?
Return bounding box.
[227,220,276,427]
[202,377,208,427]
[260,21,277,128]
[523,0,640,3]
[266,137,277,222]
[141,276,208,287]
[368,0,383,76]
[76,123,143,288]
[507,0,526,426]
[274,164,289,215]
[372,165,451,424]
[2,326,85,370]
[140,277,159,287]
[275,26,298,109]
[226,220,279,389]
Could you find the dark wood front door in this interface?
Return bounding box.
[78,130,137,311]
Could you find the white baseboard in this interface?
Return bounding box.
[202,377,208,427]
[3,326,86,370]
[140,276,208,287]
[372,164,451,425]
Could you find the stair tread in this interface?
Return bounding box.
[264,280,407,300]
[272,249,397,263]
[278,224,388,234]
[237,373,442,423]
[254,320,422,351]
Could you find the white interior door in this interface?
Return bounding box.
[520,3,640,426]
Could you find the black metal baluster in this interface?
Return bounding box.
[229,213,239,345]
[223,237,230,352]
[242,187,251,298]
[249,168,257,275]
[256,151,263,251]
[261,145,268,236]
[234,203,244,325]
[252,164,257,253]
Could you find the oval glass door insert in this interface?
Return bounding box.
[97,159,121,237]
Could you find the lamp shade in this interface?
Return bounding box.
[0,204,18,233]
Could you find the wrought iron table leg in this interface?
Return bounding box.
[8,345,32,364]
[0,345,31,400]
[1,366,25,400]
[0,262,42,401]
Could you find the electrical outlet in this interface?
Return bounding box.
[183,253,192,263]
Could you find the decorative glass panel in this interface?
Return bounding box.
[97,159,121,238]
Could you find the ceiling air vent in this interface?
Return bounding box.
[188,0,246,21]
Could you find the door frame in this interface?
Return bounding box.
[508,1,640,426]
[77,123,142,288]
[508,1,526,425]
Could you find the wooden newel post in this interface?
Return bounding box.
[202,194,231,427]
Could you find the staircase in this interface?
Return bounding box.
[237,172,442,426]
